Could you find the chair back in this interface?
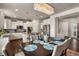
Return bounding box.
[64,38,71,50]
[3,46,15,56]
[0,37,9,55]
[52,39,69,56]
[15,51,25,56]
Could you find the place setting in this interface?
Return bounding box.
[24,44,38,52]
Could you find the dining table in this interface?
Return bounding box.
[5,38,65,56]
[22,43,55,56]
[22,39,65,56]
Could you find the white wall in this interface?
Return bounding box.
[48,6,79,37]
[1,6,79,37]
[40,17,55,37]
[41,18,51,29]
[59,21,69,36]
[0,10,4,29]
[40,7,79,37]
[32,20,40,33]
[50,16,55,37]
[3,19,40,33]
[60,17,79,37]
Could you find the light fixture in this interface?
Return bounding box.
[15,9,18,11]
[14,16,16,18]
[40,16,43,18]
[34,3,54,15]
[24,17,26,19]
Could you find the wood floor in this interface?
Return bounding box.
[68,38,79,52]
[67,38,79,56]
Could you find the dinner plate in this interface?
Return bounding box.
[33,40,41,43]
[43,43,54,50]
[39,41,45,45]
[24,44,37,51]
[53,41,63,45]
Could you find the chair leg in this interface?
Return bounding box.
[61,49,67,56]
[64,49,67,56]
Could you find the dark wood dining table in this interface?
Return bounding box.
[5,38,64,56]
[20,39,64,56]
[22,43,54,56]
[5,39,55,56]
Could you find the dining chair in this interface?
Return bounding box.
[52,45,65,56]
[15,51,25,56]
[52,38,71,56]
[14,43,25,56]
[0,37,9,56]
[63,38,71,55]
[3,45,15,56]
[4,39,24,56]
[3,44,26,56]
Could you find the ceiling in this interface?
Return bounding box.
[0,3,79,20]
[59,12,79,19]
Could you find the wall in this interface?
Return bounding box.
[32,20,40,33]
[1,6,79,37]
[0,11,4,29]
[50,16,55,37]
[49,6,79,37]
[3,19,40,33]
[40,6,79,37]
[41,18,51,29]
[40,17,55,37]
[59,21,69,36]
[58,17,79,37]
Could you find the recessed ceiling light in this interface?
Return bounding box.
[15,9,18,11]
[40,16,43,17]
[24,18,26,19]
[14,16,16,17]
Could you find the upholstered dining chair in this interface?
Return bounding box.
[63,38,71,55]
[3,47,24,56]
[52,38,71,56]
[3,45,15,56]
[15,51,25,56]
[0,37,9,56]
[14,44,25,56]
